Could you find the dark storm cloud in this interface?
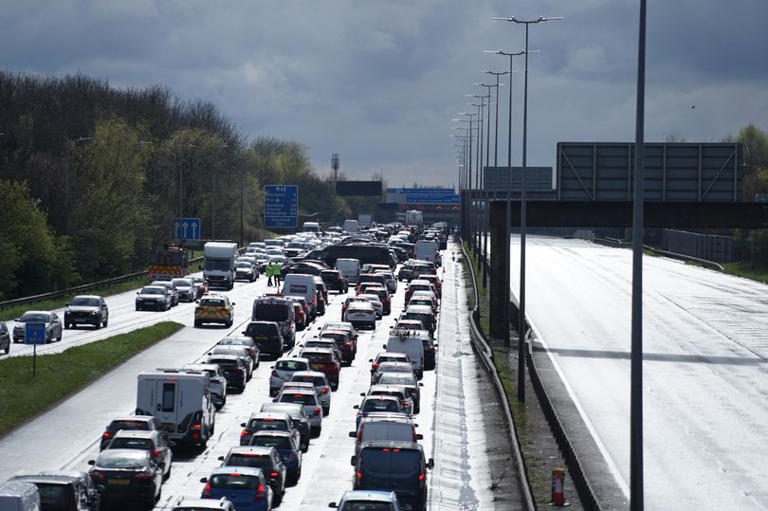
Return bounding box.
[0,0,766,186]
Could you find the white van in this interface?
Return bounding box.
[414,240,439,263]
[302,221,320,233]
[335,258,361,283]
[0,481,40,511]
[135,369,216,448]
[282,274,318,318]
[343,219,360,233]
[386,330,426,379]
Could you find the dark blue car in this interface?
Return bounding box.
[200,466,272,511]
[249,431,303,485]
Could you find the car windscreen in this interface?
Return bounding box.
[275,360,307,371]
[302,352,331,362]
[219,338,250,347]
[140,287,165,295]
[200,299,226,307]
[108,420,150,432]
[209,473,262,489]
[362,423,414,443]
[209,358,237,368]
[226,454,272,469]
[96,451,148,469]
[205,259,231,271]
[359,448,421,487]
[236,262,253,268]
[320,271,340,279]
[108,438,154,450]
[249,419,289,431]
[293,375,327,387]
[253,304,290,322]
[279,393,316,405]
[250,436,293,450]
[342,503,394,511]
[19,312,50,322]
[171,279,193,287]
[320,332,346,343]
[70,297,100,306]
[34,483,77,509]
[362,399,401,413]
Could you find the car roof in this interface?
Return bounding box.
[362,395,400,403]
[206,354,239,361]
[375,351,409,359]
[360,414,415,425]
[260,402,305,415]
[348,302,374,310]
[226,446,275,456]
[369,384,407,393]
[72,294,101,300]
[248,411,291,420]
[10,472,89,485]
[112,430,157,439]
[276,357,310,364]
[359,440,422,450]
[408,279,432,286]
[340,490,399,503]
[109,415,156,423]
[378,361,413,367]
[280,387,315,395]
[250,430,293,439]
[173,497,235,509]
[208,466,265,477]
[405,305,433,313]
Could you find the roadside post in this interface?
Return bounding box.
[25,322,46,377]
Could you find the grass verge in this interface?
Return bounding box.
[721,261,768,284]
[0,321,183,437]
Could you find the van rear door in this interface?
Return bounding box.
[154,379,180,432]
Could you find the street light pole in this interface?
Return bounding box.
[454,113,476,242]
[479,83,496,289]
[486,49,524,348]
[631,1,647,509]
[494,15,561,403]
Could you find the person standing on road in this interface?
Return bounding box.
[266,261,277,286]
[274,261,283,288]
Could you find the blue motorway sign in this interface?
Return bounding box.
[386,188,460,205]
[265,185,298,229]
[173,218,201,240]
[25,323,46,345]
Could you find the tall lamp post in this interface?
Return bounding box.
[477,83,497,289]
[467,95,488,254]
[484,48,525,349]
[493,15,562,402]
[453,113,476,241]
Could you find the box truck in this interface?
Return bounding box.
[204,241,238,290]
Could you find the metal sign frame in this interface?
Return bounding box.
[557,142,743,202]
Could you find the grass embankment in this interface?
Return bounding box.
[721,261,768,284]
[0,321,183,437]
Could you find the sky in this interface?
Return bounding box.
[1,0,766,188]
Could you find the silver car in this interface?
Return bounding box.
[13,311,62,343]
[269,357,311,396]
[274,388,323,437]
[290,371,332,415]
[281,381,329,417]
[171,278,197,302]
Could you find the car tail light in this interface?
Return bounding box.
[241,430,250,437]
[201,483,212,498]
[321,387,329,394]
[313,407,320,416]
[254,484,266,500]
[356,471,362,479]
[151,449,160,457]
[372,363,379,370]
[134,471,153,482]
[191,424,202,430]
[101,432,112,439]
[269,471,279,478]
[272,370,279,377]
[418,472,425,481]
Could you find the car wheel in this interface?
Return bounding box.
[194,320,202,328]
[56,332,62,342]
[64,323,70,330]
[102,318,108,328]
[3,344,9,355]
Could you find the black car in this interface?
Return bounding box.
[0,322,9,355]
[9,471,102,511]
[320,270,349,293]
[242,321,284,360]
[207,354,247,393]
[353,441,433,511]
[88,449,164,509]
[64,295,109,329]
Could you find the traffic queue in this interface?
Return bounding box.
[0,222,448,511]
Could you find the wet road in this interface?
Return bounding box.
[0,246,508,510]
[510,236,768,509]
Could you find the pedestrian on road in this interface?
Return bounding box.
[266,261,276,286]
[274,261,283,288]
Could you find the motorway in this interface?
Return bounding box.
[0,245,510,510]
[510,236,768,510]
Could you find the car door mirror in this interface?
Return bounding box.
[416,433,424,440]
[353,404,359,409]
[428,458,434,469]
[419,383,424,387]
[240,422,246,427]
[360,393,365,397]
[200,477,208,483]
[348,431,356,438]
[217,456,224,461]
[350,455,357,465]
[329,502,339,508]
[87,460,95,465]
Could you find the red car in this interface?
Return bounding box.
[359,285,391,315]
[299,347,340,390]
[320,329,356,366]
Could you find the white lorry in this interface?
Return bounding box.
[135,369,216,448]
[204,241,238,290]
[343,219,360,233]
[358,214,372,228]
[414,240,439,263]
[405,210,424,226]
[302,221,320,233]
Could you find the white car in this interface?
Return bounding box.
[344,302,376,330]
[357,294,383,319]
